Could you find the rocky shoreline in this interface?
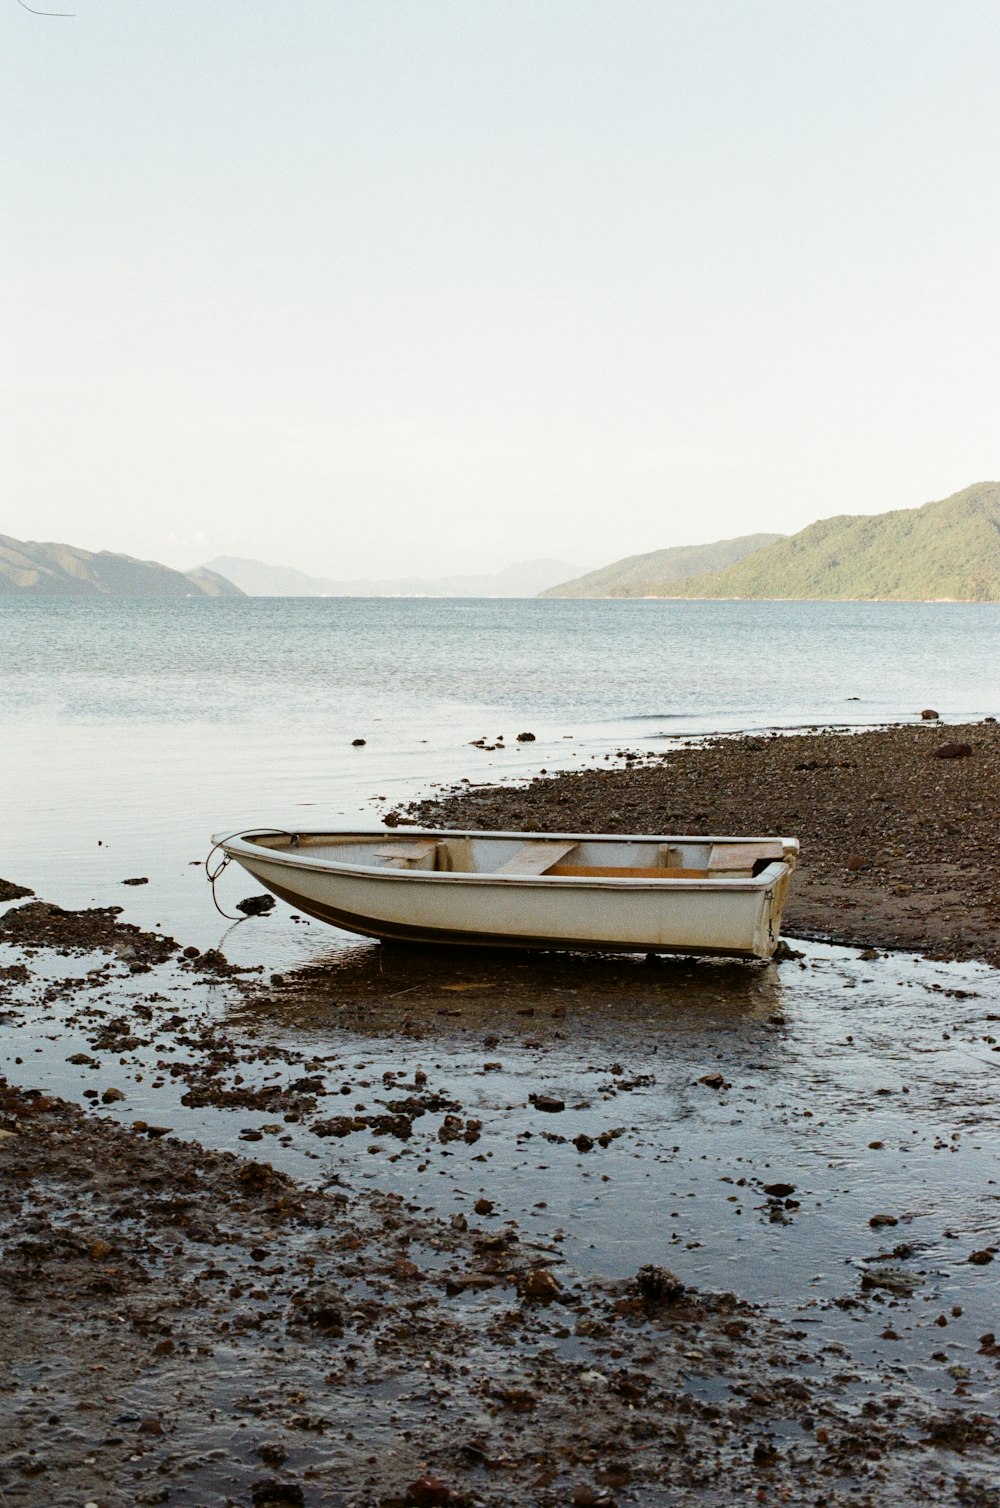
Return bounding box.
[406,720,1000,968]
[3,721,1000,1506]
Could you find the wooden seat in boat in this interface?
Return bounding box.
[374,840,439,869]
[707,841,785,873]
[493,840,579,875]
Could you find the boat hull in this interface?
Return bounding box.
[218,829,798,959]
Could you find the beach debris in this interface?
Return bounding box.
[236,894,276,917]
[933,741,973,758]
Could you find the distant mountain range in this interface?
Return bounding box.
[7,480,997,603]
[0,533,243,598]
[542,534,785,598]
[202,555,581,598]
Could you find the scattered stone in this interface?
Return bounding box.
[845,853,871,872]
[634,1265,685,1305]
[251,1483,305,1508]
[699,1072,729,1090]
[861,1266,921,1296]
[101,1087,126,1104]
[921,709,940,720]
[762,1183,796,1198]
[404,1476,452,1507]
[530,1092,565,1113]
[351,738,367,747]
[968,1249,995,1266]
[516,731,536,742]
[473,1197,494,1215]
[573,1133,595,1153]
[519,1267,562,1304]
[933,741,973,759]
[236,894,276,917]
[121,876,149,886]
[869,1213,899,1228]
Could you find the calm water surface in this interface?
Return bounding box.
[3,596,999,961]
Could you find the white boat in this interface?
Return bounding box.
[213,827,799,960]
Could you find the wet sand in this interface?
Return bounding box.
[4,724,1000,1505]
[408,721,1000,968]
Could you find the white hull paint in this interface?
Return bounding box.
[216,828,799,960]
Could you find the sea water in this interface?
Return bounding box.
[2,595,999,962]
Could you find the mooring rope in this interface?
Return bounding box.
[203,829,300,922]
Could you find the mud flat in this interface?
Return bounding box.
[407,720,1000,968]
[2,887,1000,1506]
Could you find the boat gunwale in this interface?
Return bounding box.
[216,828,798,893]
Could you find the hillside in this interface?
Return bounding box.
[0,534,243,598]
[670,481,1000,600]
[203,556,582,597]
[541,533,784,597]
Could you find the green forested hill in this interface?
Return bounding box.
[669,482,1000,600]
[541,533,784,598]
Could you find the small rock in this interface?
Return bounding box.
[351,738,367,747]
[519,1267,563,1304]
[257,1444,287,1467]
[933,741,972,759]
[251,1483,305,1508]
[762,1182,796,1198]
[869,1213,899,1228]
[516,731,536,742]
[968,1249,995,1265]
[530,1092,565,1113]
[405,1477,452,1507]
[474,1197,494,1215]
[121,876,149,886]
[845,853,870,872]
[920,708,940,720]
[634,1265,685,1305]
[101,1087,126,1104]
[236,894,276,917]
[88,1239,114,1260]
[573,1133,595,1153]
[137,1417,164,1435]
[699,1072,728,1090]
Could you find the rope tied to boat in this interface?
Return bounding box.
[204,829,300,921]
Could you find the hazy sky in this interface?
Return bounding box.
[4,2,999,578]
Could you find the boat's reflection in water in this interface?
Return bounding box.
[233,936,788,1045]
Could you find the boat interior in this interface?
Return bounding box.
[244,831,791,881]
